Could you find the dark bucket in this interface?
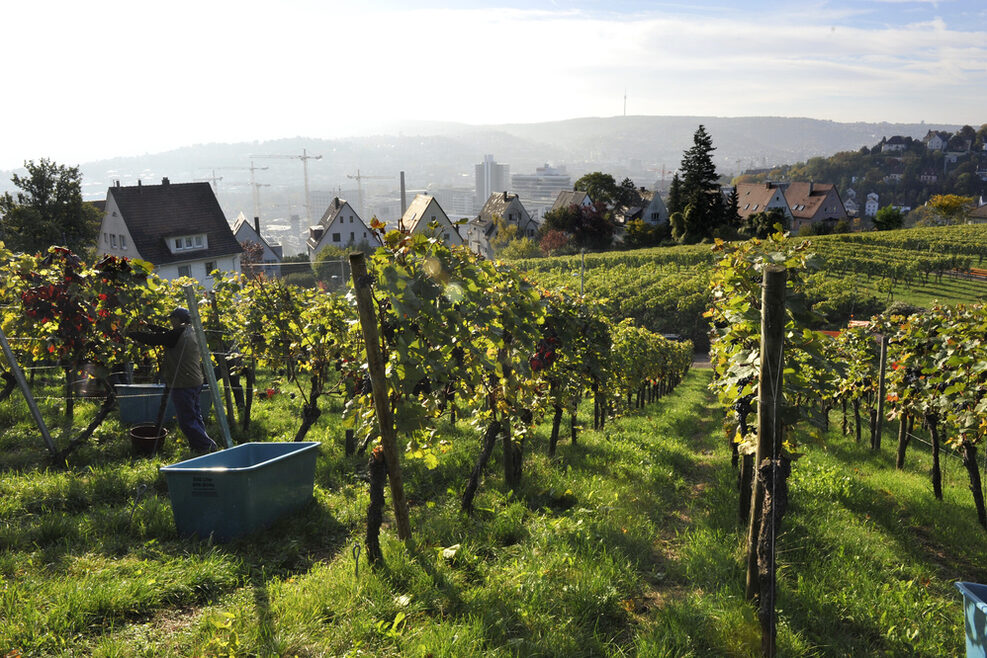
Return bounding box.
[130,425,168,456]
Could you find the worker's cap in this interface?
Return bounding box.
[169,307,192,324]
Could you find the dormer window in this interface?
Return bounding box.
[170,233,208,254]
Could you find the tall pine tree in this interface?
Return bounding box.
[675,125,725,242]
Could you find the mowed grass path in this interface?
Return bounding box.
[0,369,981,655]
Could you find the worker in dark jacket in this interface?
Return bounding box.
[130,307,219,455]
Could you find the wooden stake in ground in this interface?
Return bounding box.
[349,252,412,542]
[183,286,234,449]
[744,265,786,657]
[873,334,888,450]
[0,328,56,455]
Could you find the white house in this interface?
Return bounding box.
[881,136,908,153]
[233,213,283,277]
[865,192,879,218]
[399,194,464,246]
[465,191,538,258]
[619,188,670,226]
[97,179,242,290]
[923,130,950,151]
[307,197,380,257]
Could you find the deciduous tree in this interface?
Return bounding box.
[0,159,101,257]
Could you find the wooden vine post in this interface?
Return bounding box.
[349,252,412,542]
[874,334,888,450]
[744,265,786,657]
[183,286,234,449]
[208,291,238,426]
[0,328,56,455]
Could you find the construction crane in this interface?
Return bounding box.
[212,163,270,219]
[250,149,323,225]
[194,169,224,192]
[346,169,393,219]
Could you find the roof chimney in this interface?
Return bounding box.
[114,180,120,188]
[400,171,407,217]
[254,216,260,235]
[137,180,142,191]
[162,177,169,185]
[503,190,508,201]
[809,181,814,194]
[335,197,340,209]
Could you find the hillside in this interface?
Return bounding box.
[0,117,963,207]
[735,126,987,210]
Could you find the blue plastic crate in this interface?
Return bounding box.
[957,582,987,658]
[160,442,319,542]
[116,384,212,425]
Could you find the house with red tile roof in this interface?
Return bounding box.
[734,182,793,223]
[784,182,848,231]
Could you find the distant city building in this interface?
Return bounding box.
[475,155,510,211]
[431,187,476,220]
[511,164,572,221]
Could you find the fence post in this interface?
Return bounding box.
[0,328,57,455]
[349,252,412,542]
[183,286,234,449]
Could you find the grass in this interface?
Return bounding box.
[832,271,987,308]
[0,369,983,655]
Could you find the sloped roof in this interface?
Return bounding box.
[971,204,987,221]
[316,197,363,229]
[478,192,520,222]
[109,181,242,265]
[551,190,591,213]
[400,194,449,233]
[735,183,789,219]
[784,182,845,221]
[232,214,279,253]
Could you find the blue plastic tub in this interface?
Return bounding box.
[160,442,319,542]
[956,582,987,658]
[116,384,212,425]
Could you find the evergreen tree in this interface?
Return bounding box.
[667,173,684,216]
[677,124,725,241]
[726,186,740,228]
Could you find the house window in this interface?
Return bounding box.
[110,234,117,248]
[178,265,191,277]
[185,237,193,248]
[175,239,183,249]
[195,236,203,247]
[350,232,355,242]
[120,235,127,249]
[332,233,341,242]
[444,233,450,241]
[205,261,216,276]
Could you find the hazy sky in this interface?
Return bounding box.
[1,0,984,170]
